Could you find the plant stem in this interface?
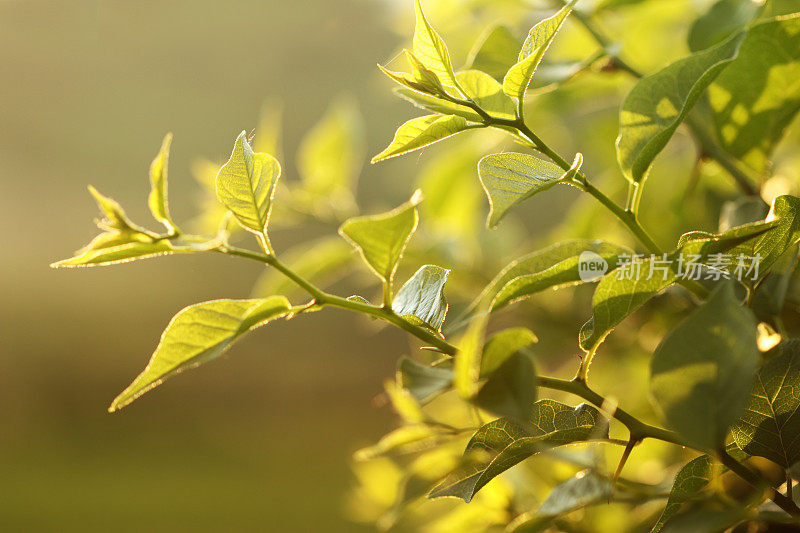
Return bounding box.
[219,244,457,355]
[717,448,800,517]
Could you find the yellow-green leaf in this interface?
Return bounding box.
[216,131,281,235]
[392,264,450,332]
[109,296,292,412]
[148,132,177,233]
[617,31,745,183]
[339,190,422,298]
[371,115,477,163]
[412,0,458,90]
[502,2,574,104]
[466,24,520,81]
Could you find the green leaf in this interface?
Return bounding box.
[392,265,450,331]
[616,31,745,183]
[339,190,422,298]
[650,281,759,450]
[251,236,354,300]
[412,0,459,90]
[397,356,453,403]
[457,70,516,121]
[709,14,800,175]
[51,232,198,268]
[472,240,632,312]
[296,97,364,212]
[429,400,608,502]
[215,131,281,235]
[688,0,763,52]
[378,50,448,97]
[732,340,800,467]
[740,195,800,282]
[479,152,583,228]
[503,2,574,104]
[109,296,292,411]
[371,115,477,163]
[651,444,748,533]
[86,185,151,235]
[473,328,538,420]
[354,424,450,461]
[395,87,483,122]
[510,471,613,532]
[466,24,520,81]
[147,133,177,233]
[579,220,777,352]
[719,196,769,232]
[454,309,489,399]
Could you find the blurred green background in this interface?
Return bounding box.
[4,0,798,531]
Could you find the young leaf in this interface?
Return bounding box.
[51,232,195,268]
[650,281,759,450]
[503,2,574,104]
[354,424,450,461]
[216,131,281,236]
[509,471,613,532]
[412,0,459,90]
[479,152,583,228]
[296,97,364,212]
[616,31,745,183]
[109,296,292,412]
[148,133,177,234]
[378,50,447,97]
[371,115,477,163]
[709,14,800,175]
[466,24,520,81]
[429,400,608,502]
[732,340,800,468]
[87,185,151,234]
[471,240,632,312]
[397,356,453,403]
[392,264,450,331]
[395,87,484,122]
[338,190,422,300]
[473,328,538,420]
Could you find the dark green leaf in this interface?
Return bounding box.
[429,400,607,502]
[392,264,450,331]
[732,340,800,467]
[688,0,763,52]
[617,31,745,182]
[650,281,759,449]
[709,14,800,175]
[479,151,582,228]
[474,328,538,420]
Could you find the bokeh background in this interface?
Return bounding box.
[3,0,799,532]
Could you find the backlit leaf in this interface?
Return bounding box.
[479,152,583,228]
[392,264,450,331]
[709,14,800,175]
[216,131,281,235]
[503,2,574,104]
[412,0,459,90]
[617,31,745,182]
[147,133,177,233]
[109,296,292,411]
[732,340,800,467]
[339,191,422,297]
[371,115,478,163]
[650,281,759,450]
[429,400,608,502]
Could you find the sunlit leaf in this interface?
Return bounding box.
[385,379,426,424]
[109,296,292,411]
[379,50,447,97]
[215,131,281,235]
[466,24,520,81]
[393,265,450,331]
[503,2,574,104]
[732,340,800,467]
[709,14,800,175]
[412,0,459,90]
[617,31,745,182]
[339,190,422,299]
[354,424,451,461]
[650,281,759,450]
[296,97,364,212]
[372,115,478,163]
[479,151,583,228]
[457,69,516,121]
[147,133,178,233]
[429,400,608,502]
[454,309,489,399]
